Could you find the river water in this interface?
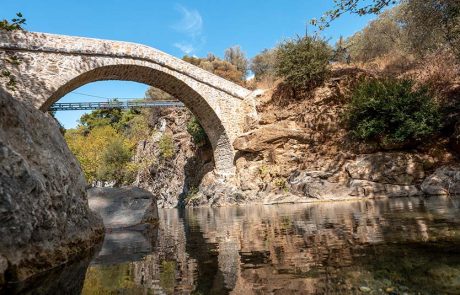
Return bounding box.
[6,196,460,294]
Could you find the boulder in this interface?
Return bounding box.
[421,165,460,195]
[345,153,425,185]
[88,187,158,229]
[0,90,104,283]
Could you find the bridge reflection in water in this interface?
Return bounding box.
[5,197,460,294]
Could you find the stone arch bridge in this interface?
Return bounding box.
[0,31,257,175]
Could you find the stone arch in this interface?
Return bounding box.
[47,64,233,174]
[0,31,255,175]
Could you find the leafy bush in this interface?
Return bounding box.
[97,138,132,184]
[275,36,332,91]
[186,116,208,146]
[158,134,175,159]
[347,78,441,146]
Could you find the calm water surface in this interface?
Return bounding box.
[8,196,460,294]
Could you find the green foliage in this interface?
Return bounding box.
[0,13,26,31]
[1,13,25,90]
[97,138,133,185]
[346,78,441,146]
[311,0,396,30]
[250,49,277,82]
[186,116,208,146]
[79,106,123,131]
[158,134,175,159]
[185,187,200,202]
[275,36,332,91]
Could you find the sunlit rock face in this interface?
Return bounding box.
[88,187,158,228]
[0,90,104,284]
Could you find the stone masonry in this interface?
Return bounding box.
[0,31,256,174]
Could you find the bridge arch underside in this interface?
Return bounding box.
[46,64,236,175]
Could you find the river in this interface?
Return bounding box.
[5,196,460,294]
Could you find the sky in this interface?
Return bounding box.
[3,0,377,128]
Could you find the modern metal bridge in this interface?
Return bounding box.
[49,100,185,111]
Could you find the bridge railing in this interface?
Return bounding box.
[49,100,185,111]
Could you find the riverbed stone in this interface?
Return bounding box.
[0,90,104,283]
[345,153,425,185]
[421,165,460,195]
[88,186,159,228]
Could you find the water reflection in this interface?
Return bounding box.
[4,196,460,294]
[83,196,460,295]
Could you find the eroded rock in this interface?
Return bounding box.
[421,166,460,195]
[0,90,104,283]
[88,186,158,229]
[345,153,425,185]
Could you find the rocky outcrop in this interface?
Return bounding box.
[421,165,460,195]
[0,90,104,284]
[134,108,214,208]
[88,186,158,228]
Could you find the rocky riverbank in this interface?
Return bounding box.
[0,90,104,285]
[133,67,460,208]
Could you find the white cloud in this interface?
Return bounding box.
[172,4,203,38]
[174,42,195,55]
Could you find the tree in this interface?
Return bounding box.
[275,36,332,91]
[97,138,132,185]
[0,13,26,90]
[224,46,249,79]
[145,87,175,101]
[316,0,460,59]
[250,49,277,81]
[345,8,403,62]
[183,54,245,85]
[79,107,123,131]
[333,36,349,63]
[312,0,398,30]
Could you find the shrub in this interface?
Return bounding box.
[97,138,132,185]
[186,116,208,146]
[346,78,441,146]
[275,36,332,91]
[158,134,175,159]
[250,48,277,82]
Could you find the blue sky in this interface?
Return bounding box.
[3,1,377,128]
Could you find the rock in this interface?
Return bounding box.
[359,286,372,292]
[233,122,310,153]
[346,153,425,185]
[88,186,158,229]
[349,180,422,198]
[0,90,104,283]
[288,170,353,200]
[421,165,460,195]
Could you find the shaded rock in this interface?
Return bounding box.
[345,153,425,185]
[421,165,460,195]
[88,186,158,229]
[0,90,104,283]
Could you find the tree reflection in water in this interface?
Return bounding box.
[4,196,460,294]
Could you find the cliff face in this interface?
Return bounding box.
[229,66,459,204]
[134,67,460,207]
[0,90,104,284]
[133,107,214,208]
